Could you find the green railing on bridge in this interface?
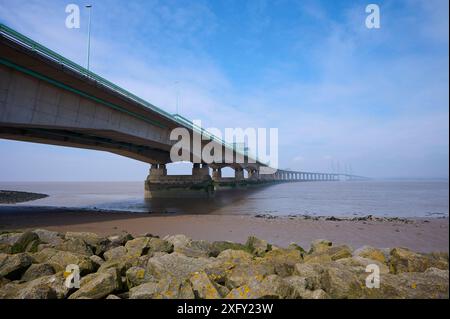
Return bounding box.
[0,23,262,164]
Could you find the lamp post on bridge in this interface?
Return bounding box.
[85,5,92,74]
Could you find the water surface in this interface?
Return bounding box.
[0,180,448,218]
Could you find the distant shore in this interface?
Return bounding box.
[0,190,48,204]
[0,206,448,253]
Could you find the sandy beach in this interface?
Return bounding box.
[0,206,448,253]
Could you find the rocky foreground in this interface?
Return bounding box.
[0,229,448,299]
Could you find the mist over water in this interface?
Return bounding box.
[0,180,448,218]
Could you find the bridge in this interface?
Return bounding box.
[0,24,368,198]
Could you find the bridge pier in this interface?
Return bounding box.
[145,163,214,198]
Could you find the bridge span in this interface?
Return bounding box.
[0,24,367,198]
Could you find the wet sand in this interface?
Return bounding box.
[0,206,448,253]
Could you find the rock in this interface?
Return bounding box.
[89,255,105,269]
[337,256,390,274]
[17,285,58,299]
[362,268,449,299]
[0,232,23,246]
[225,261,275,289]
[287,243,307,255]
[65,232,109,255]
[309,239,332,254]
[0,253,33,279]
[126,266,155,289]
[246,236,270,256]
[147,238,174,254]
[129,276,194,299]
[11,231,40,253]
[389,247,437,273]
[43,250,95,275]
[104,246,127,261]
[216,249,253,263]
[283,276,307,298]
[293,263,323,290]
[175,240,210,258]
[261,249,303,277]
[163,234,191,251]
[106,294,121,299]
[147,252,212,281]
[107,232,133,247]
[189,271,221,299]
[225,275,293,299]
[320,262,364,298]
[0,243,11,254]
[353,246,387,264]
[209,241,249,257]
[303,253,332,264]
[0,273,70,299]
[98,255,140,276]
[56,238,93,256]
[33,229,64,246]
[328,245,353,261]
[69,268,121,299]
[124,237,151,257]
[21,263,55,281]
[300,289,330,299]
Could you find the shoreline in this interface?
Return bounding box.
[1,206,448,253]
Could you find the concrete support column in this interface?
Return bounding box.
[235,167,244,180]
[149,163,167,178]
[212,167,222,181]
[192,163,209,177]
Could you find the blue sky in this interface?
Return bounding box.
[0,0,448,180]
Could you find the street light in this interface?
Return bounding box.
[175,81,180,115]
[85,5,92,74]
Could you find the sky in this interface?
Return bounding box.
[0,0,448,181]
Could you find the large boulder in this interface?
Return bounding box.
[129,276,195,299]
[124,237,151,257]
[147,252,212,281]
[104,246,127,261]
[293,263,324,290]
[309,239,332,254]
[107,232,134,247]
[225,261,275,289]
[362,268,449,299]
[209,241,249,257]
[65,232,109,255]
[246,236,270,256]
[56,238,93,256]
[320,262,364,298]
[33,229,64,246]
[337,256,390,275]
[389,247,448,274]
[260,249,303,277]
[175,240,211,258]
[0,273,70,299]
[226,275,293,299]
[0,232,23,246]
[189,271,221,299]
[0,252,33,279]
[21,263,55,281]
[125,266,156,289]
[69,268,121,299]
[147,238,174,254]
[97,255,140,276]
[11,231,40,253]
[163,234,191,251]
[353,246,387,264]
[34,248,95,275]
